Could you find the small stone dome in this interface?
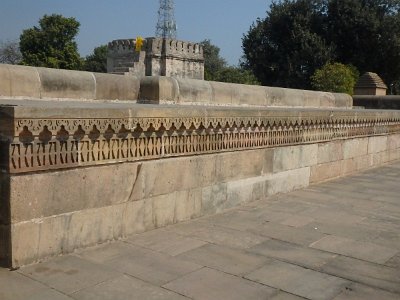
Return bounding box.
[354,72,387,95]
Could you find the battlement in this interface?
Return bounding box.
[107,37,204,79]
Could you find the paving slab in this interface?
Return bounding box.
[245,259,350,300]
[0,268,52,300]
[126,229,208,256]
[248,222,328,246]
[95,244,202,286]
[332,282,400,300]
[181,224,269,249]
[310,235,398,264]
[249,239,337,270]
[19,255,121,295]
[176,243,269,276]
[163,267,277,300]
[320,255,400,293]
[1,160,400,299]
[71,275,188,300]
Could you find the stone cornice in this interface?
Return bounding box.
[1,104,400,174]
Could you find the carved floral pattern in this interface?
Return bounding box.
[4,112,400,173]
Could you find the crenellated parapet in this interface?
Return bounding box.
[107,37,204,79]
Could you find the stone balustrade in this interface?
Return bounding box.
[0,64,399,268]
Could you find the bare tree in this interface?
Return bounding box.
[0,40,22,64]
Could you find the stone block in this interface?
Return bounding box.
[265,167,310,196]
[37,67,95,99]
[0,64,11,97]
[341,158,358,176]
[209,81,234,105]
[9,64,41,98]
[94,73,139,101]
[388,134,400,150]
[201,183,227,215]
[368,135,388,154]
[176,78,212,104]
[343,138,369,159]
[134,155,216,200]
[235,84,267,106]
[175,188,202,222]
[310,161,342,183]
[318,140,343,164]
[151,193,177,228]
[371,151,390,166]
[9,163,139,222]
[215,149,267,182]
[122,199,153,236]
[273,145,318,173]
[11,221,40,266]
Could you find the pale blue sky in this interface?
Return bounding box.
[0,0,271,65]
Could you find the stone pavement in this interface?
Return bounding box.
[1,162,400,300]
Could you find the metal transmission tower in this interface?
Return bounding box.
[155,0,177,39]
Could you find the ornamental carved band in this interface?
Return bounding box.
[3,112,400,173]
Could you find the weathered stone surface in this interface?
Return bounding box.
[138,76,353,108]
[368,135,388,154]
[72,275,188,300]
[176,243,269,276]
[20,255,120,295]
[273,144,317,172]
[245,259,349,300]
[163,267,277,300]
[93,73,139,101]
[8,64,41,98]
[318,141,343,164]
[310,235,398,264]
[343,138,369,159]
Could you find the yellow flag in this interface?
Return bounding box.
[135,36,144,52]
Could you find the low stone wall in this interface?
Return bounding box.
[139,76,353,108]
[353,95,400,110]
[0,64,140,101]
[1,101,400,267]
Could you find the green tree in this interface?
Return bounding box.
[242,0,334,89]
[311,62,359,94]
[19,14,82,70]
[243,0,400,90]
[217,67,260,85]
[0,40,22,64]
[326,0,400,90]
[83,45,108,73]
[200,39,259,85]
[200,39,227,81]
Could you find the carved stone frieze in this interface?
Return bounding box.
[2,107,400,173]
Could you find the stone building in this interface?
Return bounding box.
[354,72,388,96]
[107,37,204,80]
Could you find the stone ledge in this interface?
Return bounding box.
[0,64,140,101]
[139,76,353,108]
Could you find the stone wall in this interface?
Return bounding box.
[353,95,400,110]
[0,64,140,101]
[107,38,204,79]
[1,101,400,267]
[139,76,352,108]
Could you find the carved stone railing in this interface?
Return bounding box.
[1,104,400,174]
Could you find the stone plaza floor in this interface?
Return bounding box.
[1,161,400,300]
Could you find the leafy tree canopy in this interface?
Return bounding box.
[242,0,400,91]
[311,62,359,95]
[0,40,22,65]
[83,45,108,73]
[200,39,259,85]
[19,14,82,70]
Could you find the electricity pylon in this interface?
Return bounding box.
[155,0,177,39]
